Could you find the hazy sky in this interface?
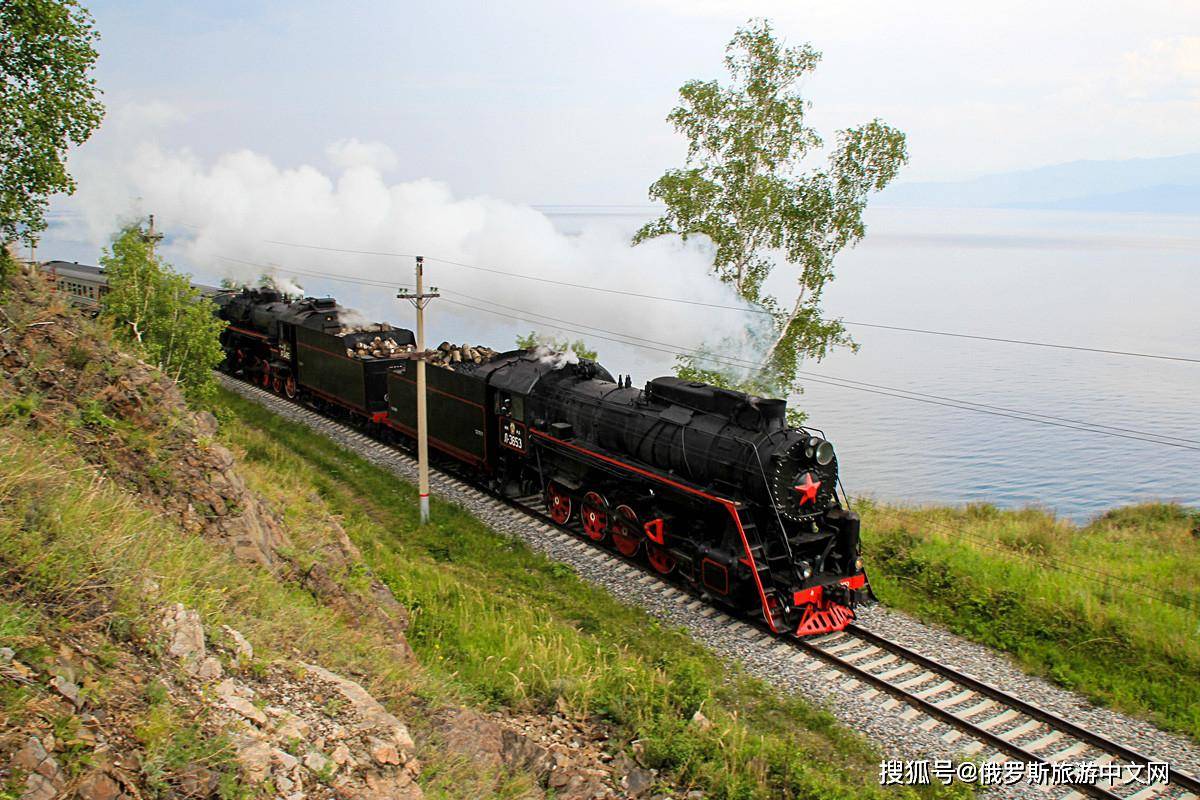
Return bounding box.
[77,0,1200,204]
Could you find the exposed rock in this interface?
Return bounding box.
[362,768,422,800]
[234,736,273,783]
[433,706,555,781]
[22,773,59,800]
[161,604,206,665]
[623,764,656,798]
[224,694,268,726]
[176,764,218,798]
[11,736,48,772]
[368,736,401,766]
[301,663,416,754]
[76,771,122,800]
[272,748,299,772]
[196,655,224,680]
[11,737,65,800]
[221,624,254,662]
[689,709,713,732]
[303,749,331,774]
[331,743,355,767]
[49,674,82,708]
[273,710,310,741]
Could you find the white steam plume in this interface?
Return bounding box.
[531,343,582,369]
[59,119,767,382]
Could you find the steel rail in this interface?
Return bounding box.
[844,625,1200,796]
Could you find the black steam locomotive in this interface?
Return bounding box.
[216,287,869,636]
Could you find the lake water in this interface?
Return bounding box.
[549,207,1200,521]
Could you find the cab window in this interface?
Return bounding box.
[495,392,524,421]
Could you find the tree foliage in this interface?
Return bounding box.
[515,331,598,361]
[634,19,907,400]
[1,0,104,246]
[101,222,226,405]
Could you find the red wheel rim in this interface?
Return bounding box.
[272,375,283,394]
[546,483,572,525]
[285,375,297,398]
[647,543,676,575]
[581,491,608,542]
[611,504,641,557]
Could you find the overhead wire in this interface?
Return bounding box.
[202,249,1200,451]
[435,296,1200,453]
[258,236,1200,364]
[439,287,1200,447]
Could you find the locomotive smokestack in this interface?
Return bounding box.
[757,398,787,429]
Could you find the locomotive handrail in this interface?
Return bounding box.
[529,428,783,632]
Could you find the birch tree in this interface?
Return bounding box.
[101,222,226,405]
[634,19,907,400]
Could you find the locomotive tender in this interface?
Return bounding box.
[216,287,869,636]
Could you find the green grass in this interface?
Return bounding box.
[859,500,1200,740]
[218,387,968,800]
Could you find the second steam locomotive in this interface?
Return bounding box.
[216,287,869,636]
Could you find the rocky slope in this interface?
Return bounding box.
[0,265,668,799]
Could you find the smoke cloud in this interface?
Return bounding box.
[56,113,767,382]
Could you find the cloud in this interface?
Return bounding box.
[1119,36,1200,100]
[62,134,766,382]
[325,138,399,172]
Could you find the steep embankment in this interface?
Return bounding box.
[0,266,646,799]
[0,265,964,799]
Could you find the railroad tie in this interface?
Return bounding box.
[934,689,975,710]
[997,718,1042,742]
[912,679,955,700]
[1023,730,1065,753]
[893,670,936,690]
[960,739,985,756]
[975,709,1020,731]
[843,645,881,662]
[955,698,998,719]
[1044,741,1088,763]
[859,654,898,671]
[876,663,918,681]
[823,637,864,655]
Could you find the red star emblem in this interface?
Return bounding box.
[794,473,821,505]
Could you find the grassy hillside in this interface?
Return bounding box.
[0,265,966,799]
[218,390,968,800]
[860,501,1200,741]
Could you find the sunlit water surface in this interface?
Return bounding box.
[551,207,1200,521]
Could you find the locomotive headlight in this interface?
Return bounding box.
[800,560,814,579]
[815,440,835,466]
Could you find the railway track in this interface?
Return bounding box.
[219,374,1200,800]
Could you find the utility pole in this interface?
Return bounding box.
[142,214,164,253]
[397,256,440,524]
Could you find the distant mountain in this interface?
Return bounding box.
[1004,184,1200,214]
[880,153,1200,213]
